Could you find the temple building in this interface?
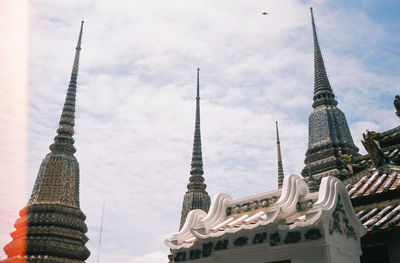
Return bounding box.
[342,97,400,263]
[301,7,360,187]
[1,22,90,263]
[301,8,400,263]
[166,175,366,263]
[167,7,400,263]
[179,69,211,230]
[166,8,367,263]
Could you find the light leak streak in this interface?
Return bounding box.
[0,0,28,260]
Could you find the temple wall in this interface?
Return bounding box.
[176,242,332,263]
[328,245,361,263]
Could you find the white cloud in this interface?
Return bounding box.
[0,0,399,261]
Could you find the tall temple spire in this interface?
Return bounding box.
[275,122,284,188]
[2,21,90,263]
[49,20,83,155]
[179,68,211,230]
[310,7,337,109]
[190,68,204,175]
[302,9,359,186]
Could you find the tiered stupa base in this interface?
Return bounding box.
[2,204,90,263]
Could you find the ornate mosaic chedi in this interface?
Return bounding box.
[180,69,211,229]
[302,8,359,185]
[1,22,90,263]
[29,154,80,207]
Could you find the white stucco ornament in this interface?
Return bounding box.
[165,175,367,263]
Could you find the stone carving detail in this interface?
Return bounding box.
[394,95,400,118]
[339,152,353,164]
[361,130,389,167]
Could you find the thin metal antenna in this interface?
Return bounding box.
[97,201,106,263]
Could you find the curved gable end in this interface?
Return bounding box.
[166,175,366,263]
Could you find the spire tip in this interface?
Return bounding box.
[196,68,200,99]
[50,20,83,154]
[276,121,284,188]
[310,5,337,108]
[191,68,203,175]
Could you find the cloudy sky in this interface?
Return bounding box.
[1,0,400,262]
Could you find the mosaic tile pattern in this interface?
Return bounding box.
[302,9,359,185]
[180,69,211,229]
[1,22,90,263]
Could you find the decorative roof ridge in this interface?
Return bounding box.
[228,188,282,206]
[167,175,309,249]
[166,175,367,252]
[374,125,400,139]
[289,176,367,236]
[200,193,233,229]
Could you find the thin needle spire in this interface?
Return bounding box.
[179,68,211,230]
[50,20,84,155]
[276,122,285,188]
[310,7,337,108]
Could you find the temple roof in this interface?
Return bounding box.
[346,169,399,201]
[355,202,400,233]
[343,146,400,237]
[342,106,400,241]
